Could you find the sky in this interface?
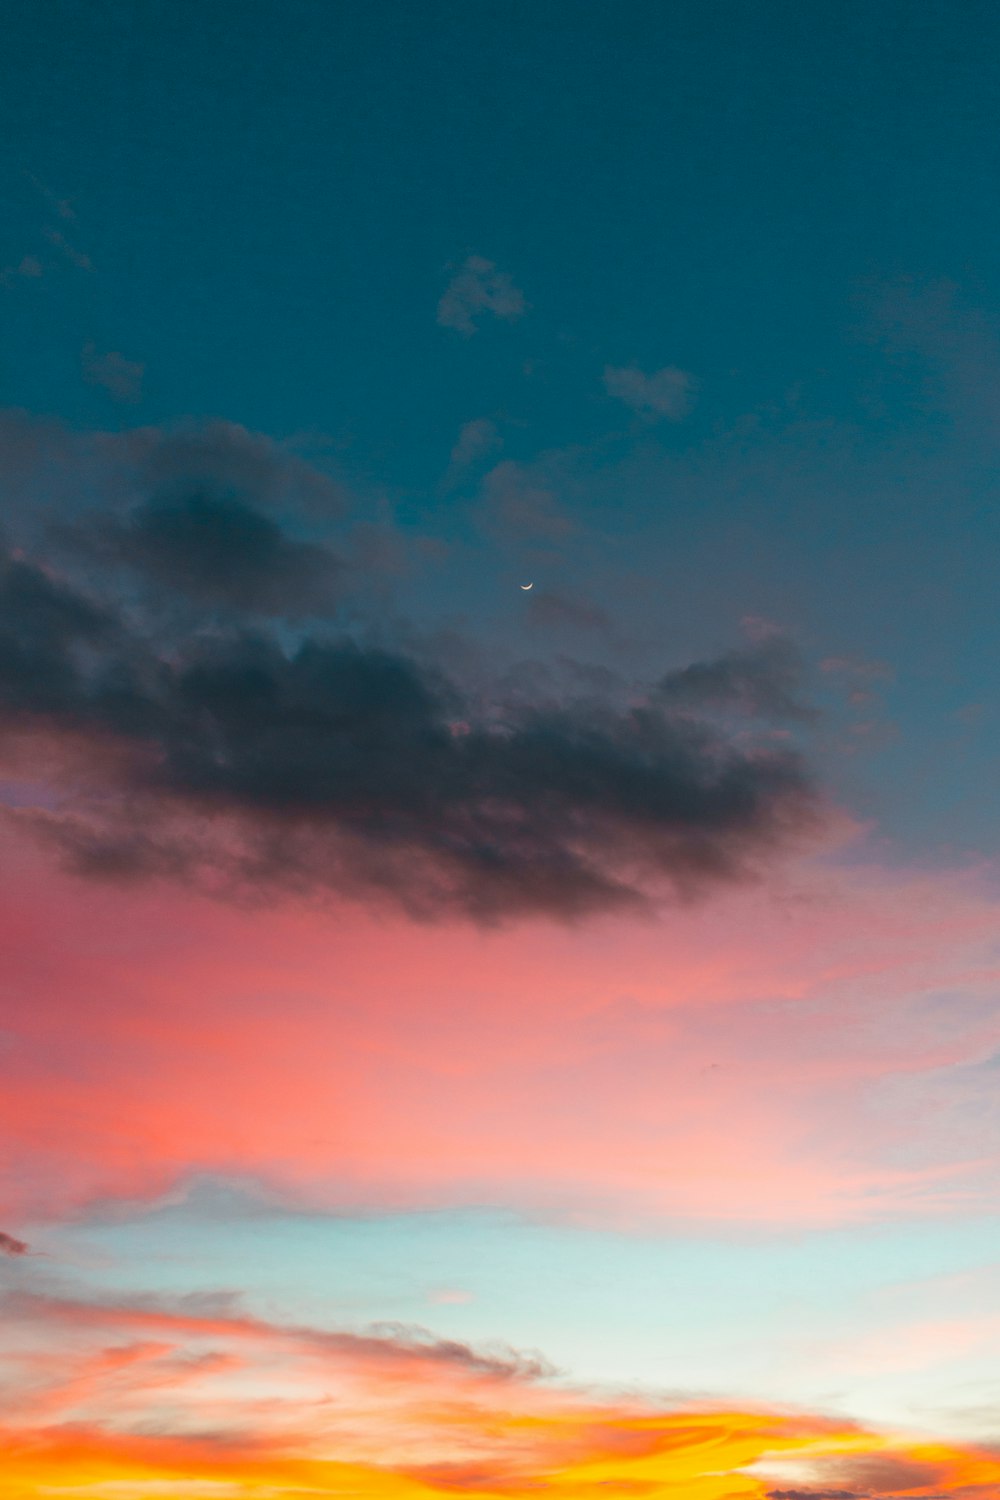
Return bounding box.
[4,1,1000,1497]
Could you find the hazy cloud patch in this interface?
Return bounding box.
[604,364,698,421]
[449,418,502,476]
[657,637,815,722]
[479,461,575,541]
[525,588,611,634]
[82,343,145,404]
[438,257,526,336]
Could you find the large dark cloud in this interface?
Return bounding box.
[0,544,821,920]
[0,420,825,922]
[0,1231,29,1257]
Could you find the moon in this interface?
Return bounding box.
[519,582,534,590]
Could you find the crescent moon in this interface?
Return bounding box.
[519,582,534,590]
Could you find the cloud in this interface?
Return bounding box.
[25,171,77,221]
[82,343,145,404]
[449,418,502,474]
[604,364,698,420]
[437,257,526,336]
[0,255,42,288]
[119,420,349,521]
[1,416,353,615]
[657,637,815,722]
[0,545,821,920]
[0,1232,28,1257]
[764,1454,949,1499]
[525,587,611,633]
[93,492,346,616]
[3,1290,552,1384]
[44,226,92,271]
[767,1490,862,1499]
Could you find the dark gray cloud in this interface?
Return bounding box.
[121,421,348,521]
[768,1490,863,1499]
[0,1231,29,1257]
[0,419,824,924]
[96,491,346,617]
[0,539,821,921]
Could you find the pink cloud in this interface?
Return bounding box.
[3,822,1000,1229]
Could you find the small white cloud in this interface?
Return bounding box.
[82,343,144,404]
[449,417,502,472]
[437,256,526,336]
[603,363,697,421]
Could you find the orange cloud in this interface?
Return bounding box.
[1,1292,1000,1500]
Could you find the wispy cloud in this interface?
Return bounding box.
[82,343,145,404]
[478,459,575,540]
[448,417,502,474]
[524,586,612,633]
[0,255,42,288]
[24,170,77,222]
[44,226,92,272]
[437,256,526,336]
